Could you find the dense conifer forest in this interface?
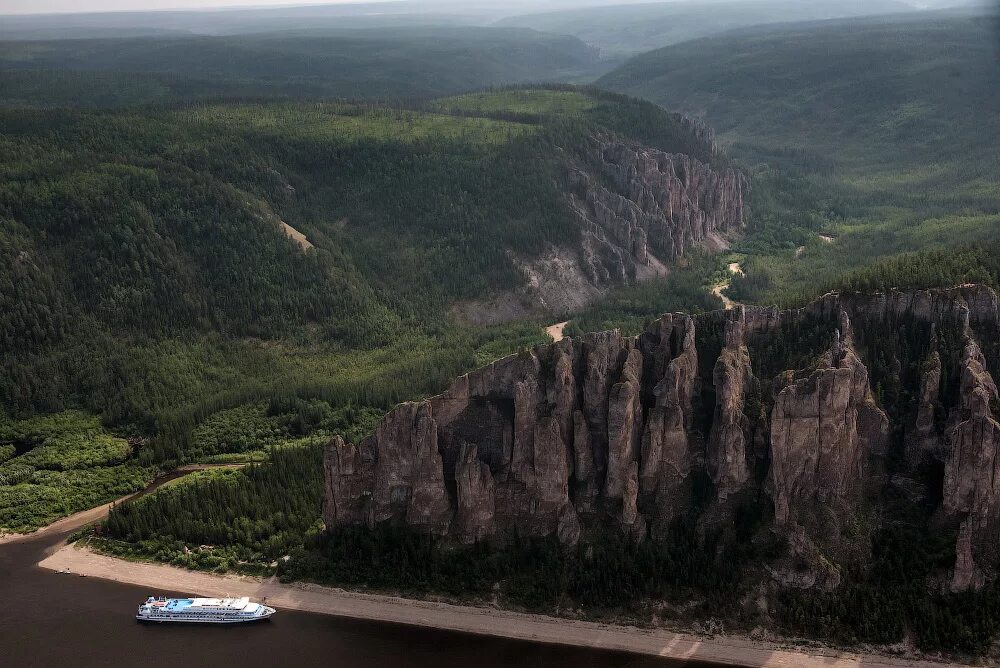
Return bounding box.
[0,28,605,107]
[5,9,1000,659]
[0,86,727,535]
[0,87,716,426]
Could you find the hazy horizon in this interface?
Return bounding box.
[1,0,676,17]
[0,0,960,18]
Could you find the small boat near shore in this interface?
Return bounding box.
[136,596,275,624]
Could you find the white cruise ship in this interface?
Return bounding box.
[136,596,275,624]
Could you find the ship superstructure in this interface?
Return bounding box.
[136,596,275,623]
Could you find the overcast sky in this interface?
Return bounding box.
[0,0,966,17]
[0,0,398,14]
[0,0,688,17]
[0,0,647,16]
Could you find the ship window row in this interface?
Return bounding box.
[146,613,256,617]
[153,610,253,616]
[146,615,254,619]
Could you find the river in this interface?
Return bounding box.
[0,474,721,668]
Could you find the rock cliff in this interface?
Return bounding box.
[566,137,749,289]
[707,313,753,500]
[943,337,1000,590]
[769,314,889,526]
[462,135,751,323]
[638,313,699,537]
[326,285,1000,588]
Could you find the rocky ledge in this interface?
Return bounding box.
[326,284,1000,590]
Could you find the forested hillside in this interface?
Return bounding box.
[0,87,728,452]
[600,12,1000,307]
[0,28,603,108]
[7,7,1000,661]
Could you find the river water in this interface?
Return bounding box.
[0,478,725,667]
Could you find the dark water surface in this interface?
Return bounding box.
[0,477,729,667]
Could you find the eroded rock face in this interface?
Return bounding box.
[638,313,698,502]
[707,313,753,499]
[637,314,701,538]
[606,347,643,501]
[768,315,889,526]
[323,436,373,529]
[365,402,452,534]
[568,137,749,289]
[487,135,751,323]
[322,312,704,546]
[453,443,497,544]
[943,338,1000,590]
[911,349,943,459]
[325,285,1000,589]
[322,345,581,545]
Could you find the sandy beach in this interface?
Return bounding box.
[40,541,968,668]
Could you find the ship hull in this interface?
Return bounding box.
[136,596,276,624]
[136,614,274,624]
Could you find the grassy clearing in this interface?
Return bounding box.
[175,104,535,146]
[434,89,598,117]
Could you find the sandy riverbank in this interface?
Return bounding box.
[40,542,967,668]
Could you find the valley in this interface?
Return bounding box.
[599,12,1000,307]
[2,2,1000,665]
[498,0,919,58]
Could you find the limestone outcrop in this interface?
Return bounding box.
[707,311,753,500]
[638,313,699,536]
[911,348,943,459]
[485,135,751,322]
[453,443,497,544]
[325,285,1000,589]
[568,137,749,289]
[323,436,373,529]
[769,315,889,526]
[943,338,1000,590]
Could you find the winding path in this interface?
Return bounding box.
[712,262,743,310]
